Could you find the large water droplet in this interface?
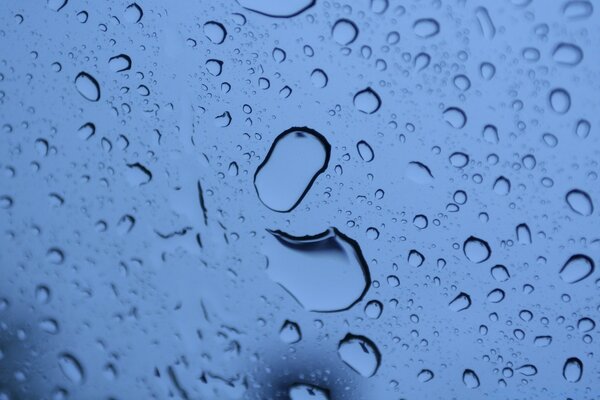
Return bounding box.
[443,107,466,128]
[204,21,227,44]
[565,189,593,216]
[238,0,315,17]
[559,254,594,283]
[254,127,330,212]
[124,3,143,23]
[563,357,583,383]
[463,236,491,263]
[74,72,100,102]
[462,369,480,388]
[449,292,472,312]
[289,383,330,400]
[338,334,381,377]
[549,88,571,114]
[353,88,381,114]
[562,1,593,20]
[332,19,358,45]
[58,353,84,384]
[553,43,583,66]
[264,228,371,312]
[475,7,496,39]
[413,18,440,38]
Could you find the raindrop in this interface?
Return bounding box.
[563,358,583,383]
[418,369,434,382]
[549,88,571,114]
[443,107,466,129]
[480,62,496,80]
[338,334,381,377]
[516,223,531,244]
[482,124,499,143]
[332,19,358,45]
[78,122,95,141]
[204,21,227,44]
[408,250,425,267]
[413,18,439,38]
[463,236,491,263]
[272,47,286,63]
[562,1,593,20]
[124,3,143,23]
[357,141,374,162]
[353,88,381,114]
[559,254,594,283]
[47,0,67,12]
[74,72,100,102]
[264,228,370,312]
[462,369,480,388]
[254,127,330,212]
[206,59,223,76]
[487,288,505,303]
[516,365,537,376]
[108,54,132,72]
[449,292,472,312]
[577,317,595,332]
[493,176,511,195]
[58,354,84,384]
[553,43,583,66]
[364,300,383,319]
[310,69,328,88]
[565,189,593,216]
[279,320,302,344]
[475,7,496,39]
[406,161,434,184]
[449,152,469,168]
[575,119,591,138]
[534,335,552,347]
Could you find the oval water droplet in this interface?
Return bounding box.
[563,358,583,383]
[353,88,381,114]
[74,72,100,102]
[449,152,469,168]
[449,292,471,312]
[487,288,505,303]
[418,369,434,382]
[204,21,227,44]
[443,107,466,129]
[559,254,594,283]
[462,369,480,388]
[264,228,371,312]
[413,18,439,38]
[562,1,593,20]
[310,69,328,88]
[338,334,381,377]
[575,119,591,138]
[58,353,84,384]
[549,88,571,114]
[565,189,593,216]
[482,124,499,143]
[254,127,330,212]
[332,19,358,45]
[553,43,583,66]
[364,300,383,319]
[493,176,511,195]
[463,236,491,263]
[356,141,374,162]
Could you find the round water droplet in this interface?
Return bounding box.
[553,43,583,66]
[493,176,511,195]
[272,47,286,63]
[463,236,491,263]
[254,127,330,212]
[74,72,100,102]
[563,357,583,383]
[364,300,383,319]
[549,88,571,114]
[462,369,480,388]
[443,107,466,129]
[206,59,223,76]
[124,3,143,23]
[332,19,358,45]
[491,265,510,281]
[353,88,381,114]
[413,18,440,38]
[449,152,469,168]
[204,21,227,44]
[565,189,593,216]
[480,62,496,80]
[338,334,381,377]
[559,254,594,283]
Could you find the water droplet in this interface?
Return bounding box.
[206,59,223,76]
[462,369,480,388]
[364,300,383,319]
[482,124,499,143]
[553,43,583,66]
[413,215,428,229]
[406,161,434,184]
[417,369,434,382]
[516,223,531,244]
[493,176,511,195]
[332,19,358,45]
[487,288,505,303]
[353,88,381,114]
[74,72,100,102]
[254,127,330,212]
[408,250,425,267]
[480,62,496,80]
[549,88,571,114]
[443,107,466,129]
[563,357,583,383]
[562,1,593,20]
[414,52,431,71]
[577,317,595,332]
[475,7,496,39]
[575,119,591,138]
[264,228,370,312]
[310,69,328,88]
[289,383,330,400]
[338,334,381,377]
[47,0,67,12]
[272,47,286,63]
[47,248,65,264]
[39,318,59,334]
[449,152,469,168]
[126,163,152,186]
[238,0,315,17]
[204,21,227,44]
[58,353,84,384]
[565,189,593,216]
[279,320,302,344]
[124,3,143,23]
[534,335,552,347]
[491,265,510,281]
[559,254,594,283]
[463,236,491,263]
[108,54,132,72]
[413,18,439,38]
[449,292,472,312]
[356,141,374,162]
[516,364,537,376]
[453,74,471,91]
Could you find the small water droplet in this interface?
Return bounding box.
[332,19,358,45]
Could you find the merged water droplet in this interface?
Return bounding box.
[332,19,358,45]
[353,88,381,114]
[443,107,466,129]
[238,0,315,17]
[264,228,371,312]
[565,189,593,216]
[463,236,491,263]
[254,127,330,212]
[563,357,583,383]
[337,334,381,377]
[559,254,594,283]
[74,72,100,102]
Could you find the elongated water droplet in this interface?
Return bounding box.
[254,127,330,212]
[418,369,434,382]
[264,228,371,312]
[563,358,583,383]
[338,334,381,377]
[58,353,84,384]
[562,1,593,20]
[559,254,594,283]
[475,7,495,39]
[75,72,100,102]
[413,18,439,38]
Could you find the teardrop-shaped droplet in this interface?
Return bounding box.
[264,228,371,312]
[75,72,100,102]
[338,334,381,377]
[254,127,330,212]
[559,254,594,283]
[124,3,143,23]
[565,189,593,216]
[493,176,511,195]
[491,264,510,281]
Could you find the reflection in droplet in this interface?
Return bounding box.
[254,127,330,212]
[354,88,381,114]
[559,254,594,283]
[563,357,583,383]
[338,334,381,377]
[74,72,100,102]
[443,107,466,129]
[463,236,491,263]
[565,189,593,216]
[264,228,371,312]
